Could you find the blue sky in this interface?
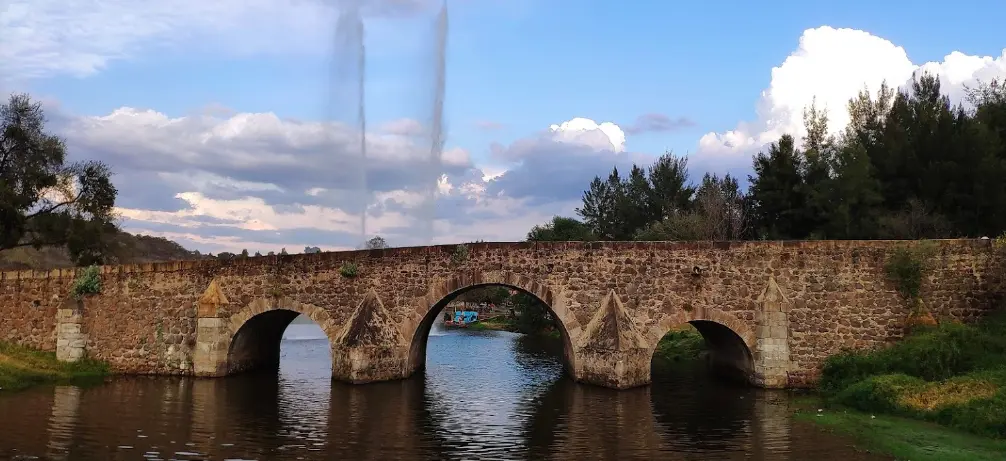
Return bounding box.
[4,0,1005,254]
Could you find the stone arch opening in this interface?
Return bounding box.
[407,274,577,378]
[649,310,755,385]
[225,298,337,375]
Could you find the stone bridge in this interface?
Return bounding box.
[0,240,999,390]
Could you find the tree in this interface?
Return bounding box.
[280,248,288,255]
[576,152,694,241]
[798,100,835,237]
[646,151,694,221]
[526,216,596,241]
[748,135,809,239]
[0,93,118,265]
[364,236,388,250]
[303,246,321,254]
[577,169,622,239]
[635,173,746,241]
[618,164,653,236]
[240,249,249,257]
[510,292,554,334]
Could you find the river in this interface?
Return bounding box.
[0,321,886,460]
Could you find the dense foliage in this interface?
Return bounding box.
[1,94,119,265]
[819,312,1006,438]
[529,75,1006,241]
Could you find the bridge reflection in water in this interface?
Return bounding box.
[0,324,885,460]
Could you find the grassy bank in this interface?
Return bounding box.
[0,342,109,392]
[793,396,1006,461]
[799,310,1006,458]
[465,317,562,338]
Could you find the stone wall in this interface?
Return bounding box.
[0,239,999,389]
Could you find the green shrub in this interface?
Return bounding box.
[652,327,707,363]
[821,314,1006,392]
[450,244,469,266]
[820,312,1006,439]
[70,265,102,299]
[339,262,359,278]
[884,241,937,305]
[834,373,925,413]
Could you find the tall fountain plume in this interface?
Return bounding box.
[330,1,368,246]
[420,1,449,245]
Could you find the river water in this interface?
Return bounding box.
[0,322,886,460]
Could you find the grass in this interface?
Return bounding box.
[793,396,1006,461]
[809,310,1006,445]
[0,342,109,392]
[652,324,706,364]
[463,316,562,339]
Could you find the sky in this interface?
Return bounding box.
[2,0,1005,254]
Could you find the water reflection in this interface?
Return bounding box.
[0,325,887,460]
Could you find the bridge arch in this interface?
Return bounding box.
[224,297,338,374]
[407,271,579,377]
[647,307,755,384]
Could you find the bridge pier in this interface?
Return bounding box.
[572,347,652,389]
[568,290,654,389]
[331,290,412,384]
[331,344,411,384]
[55,298,88,363]
[751,277,792,388]
[192,280,231,376]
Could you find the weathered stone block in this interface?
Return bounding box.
[574,347,652,389]
[332,344,411,383]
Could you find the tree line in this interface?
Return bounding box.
[527,75,1006,242]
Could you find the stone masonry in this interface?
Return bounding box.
[55,298,87,362]
[0,239,1001,390]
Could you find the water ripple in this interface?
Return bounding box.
[0,325,885,460]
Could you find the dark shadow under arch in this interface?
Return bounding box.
[651,320,755,385]
[227,310,336,375]
[228,309,302,374]
[407,283,576,379]
[689,320,755,383]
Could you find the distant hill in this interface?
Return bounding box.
[0,231,207,271]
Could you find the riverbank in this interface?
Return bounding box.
[0,342,109,392]
[793,395,1006,461]
[799,310,1006,458]
[464,317,562,338]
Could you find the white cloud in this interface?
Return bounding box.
[0,0,440,80]
[548,117,626,152]
[116,191,410,233]
[14,21,1004,254]
[696,26,1006,164]
[48,103,592,253]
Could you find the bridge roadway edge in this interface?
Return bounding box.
[0,239,998,391]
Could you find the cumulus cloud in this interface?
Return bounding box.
[696,26,1006,167]
[12,20,1004,254]
[547,117,627,153]
[46,102,618,253]
[624,113,695,135]
[0,0,443,80]
[485,117,652,206]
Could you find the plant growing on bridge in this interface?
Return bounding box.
[339,261,359,278]
[884,240,937,314]
[70,265,102,299]
[450,244,470,266]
